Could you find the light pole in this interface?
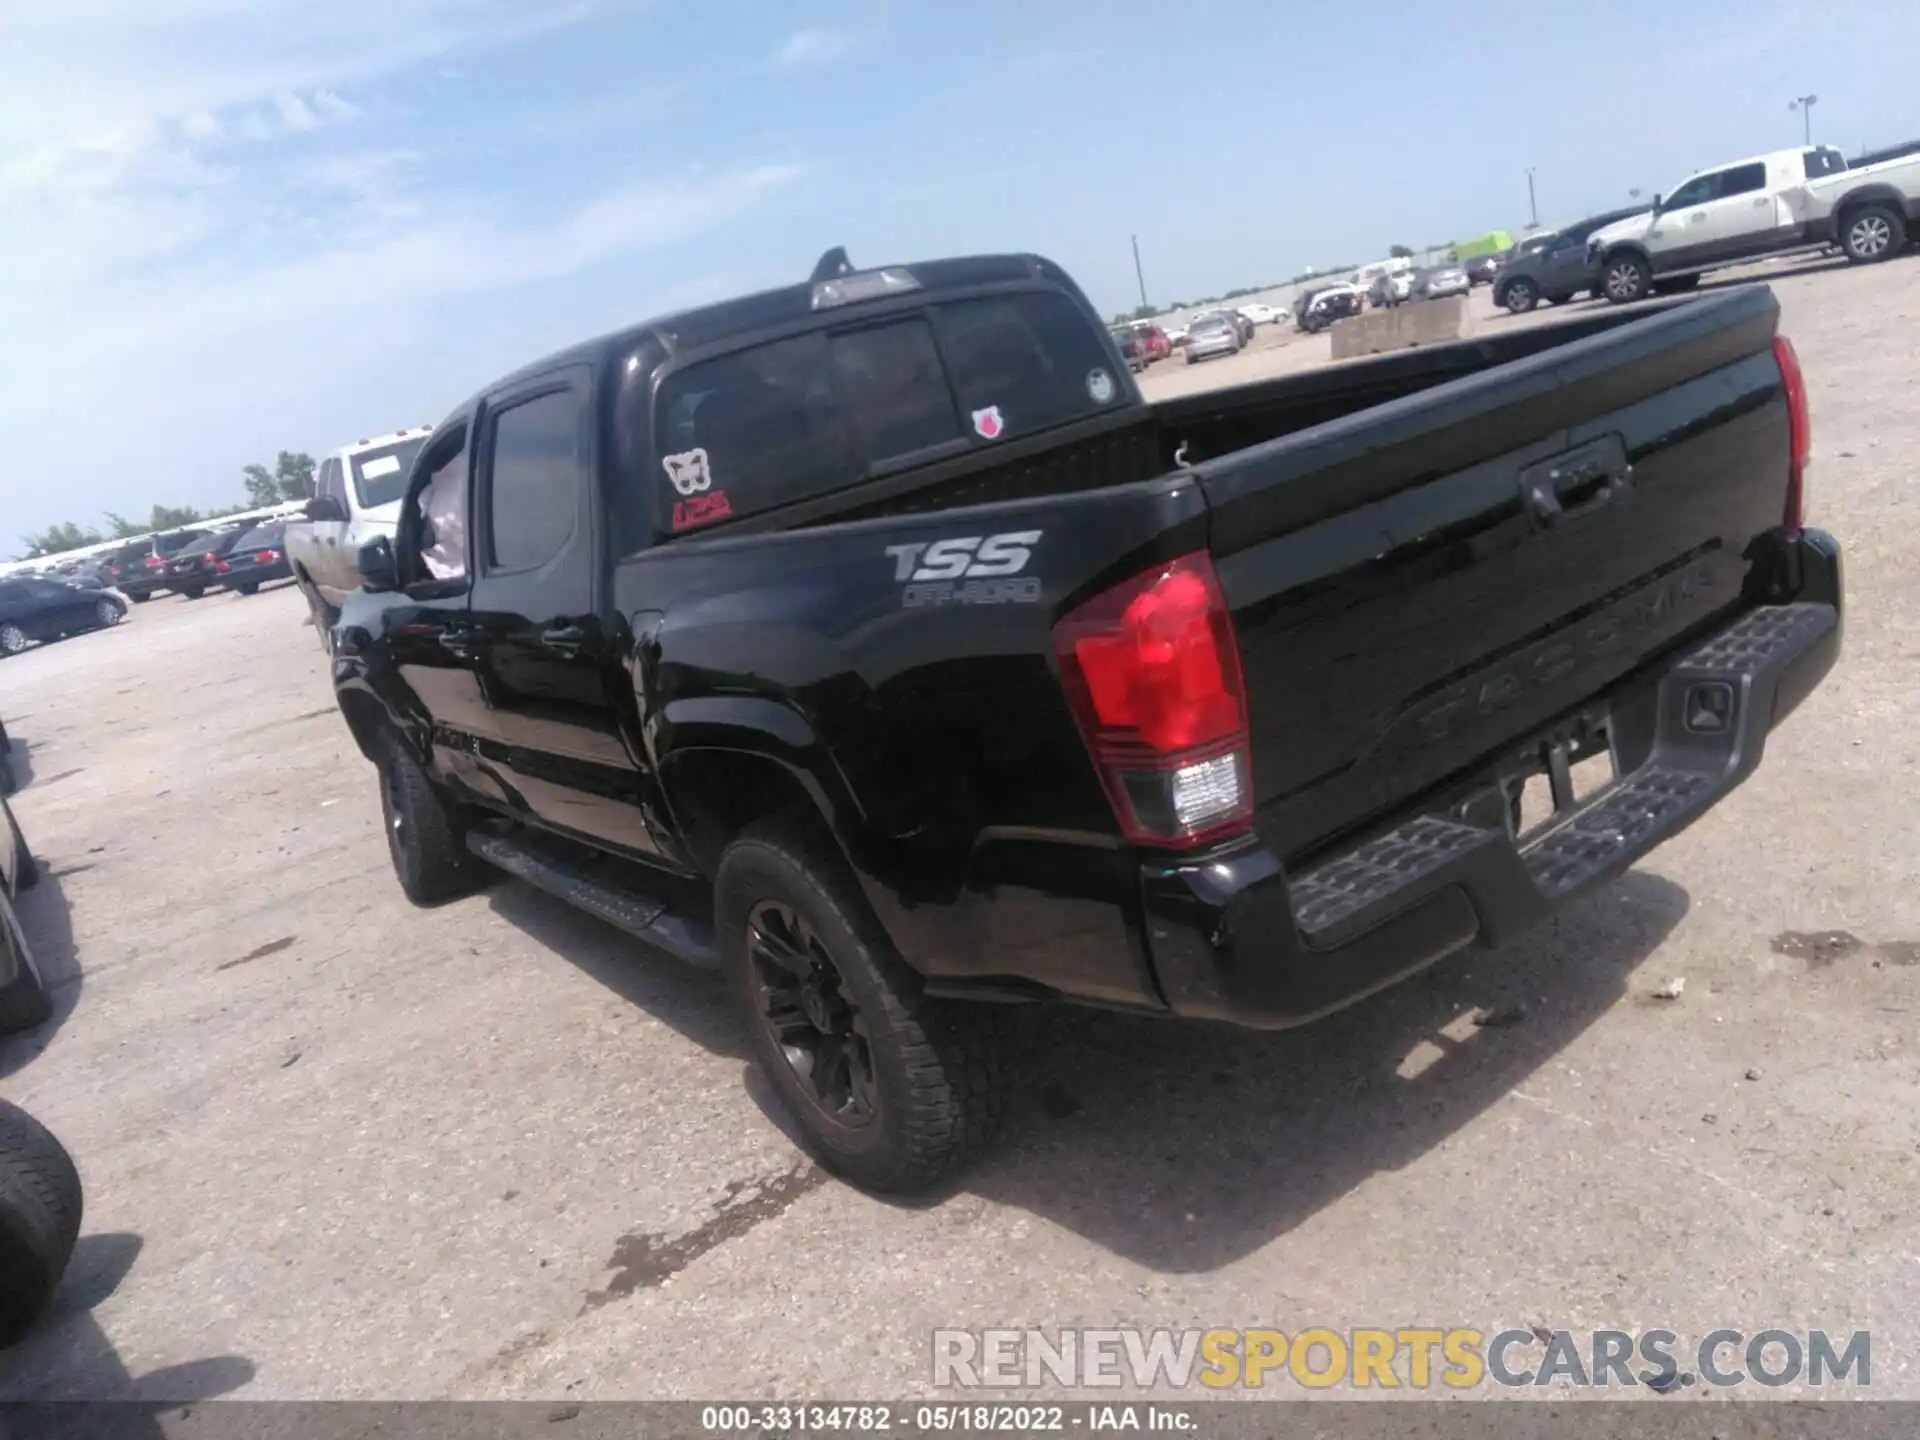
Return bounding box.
[1790,94,1819,145]
[1525,167,1538,228]
[1130,234,1149,313]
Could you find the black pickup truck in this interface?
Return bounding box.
[330,247,1840,1193]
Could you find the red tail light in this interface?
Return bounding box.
[1773,334,1809,533]
[256,549,280,563]
[144,555,163,568]
[214,560,230,573]
[1052,552,1253,848]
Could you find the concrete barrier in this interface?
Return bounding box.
[1329,295,1472,360]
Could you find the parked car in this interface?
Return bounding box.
[1494,207,1649,313]
[1366,270,1416,307]
[1294,282,1364,332]
[49,558,110,589]
[163,523,257,600]
[1237,303,1280,326]
[329,245,1837,1194]
[1182,312,1244,361]
[284,425,436,636]
[1590,144,1920,303]
[98,529,211,601]
[210,521,294,596]
[0,576,127,656]
[1464,252,1504,285]
[1201,308,1254,344]
[1109,327,1149,373]
[1411,264,1471,301]
[1128,323,1173,362]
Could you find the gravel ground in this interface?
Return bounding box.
[1,251,1917,1405]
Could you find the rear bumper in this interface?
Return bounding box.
[1140,529,1843,1031]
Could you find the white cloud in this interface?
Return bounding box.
[273,91,320,133]
[181,110,223,140]
[772,28,852,68]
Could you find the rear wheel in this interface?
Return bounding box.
[1841,204,1904,264]
[1602,252,1652,304]
[717,817,1010,1194]
[182,587,204,601]
[377,735,487,906]
[92,599,123,630]
[236,582,259,597]
[0,1101,83,1346]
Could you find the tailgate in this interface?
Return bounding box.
[1199,286,1792,863]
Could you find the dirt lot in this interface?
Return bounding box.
[3,254,1919,1404]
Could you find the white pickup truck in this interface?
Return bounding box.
[285,426,434,641]
[1589,144,1920,303]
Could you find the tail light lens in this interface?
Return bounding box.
[256,549,280,563]
[214,560,230,573]
[1773,334,1809,533]
[144,555,163,568]
[1052,552,1253,848]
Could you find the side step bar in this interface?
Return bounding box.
[467,830,720,970]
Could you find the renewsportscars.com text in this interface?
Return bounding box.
[932,1327,1871,1391]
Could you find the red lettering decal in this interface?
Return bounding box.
[671,490,734,531]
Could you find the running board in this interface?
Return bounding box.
[466,830,720,970]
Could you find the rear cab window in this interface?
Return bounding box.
[650,289,1123,536]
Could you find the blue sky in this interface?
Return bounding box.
[3,0,1918,554]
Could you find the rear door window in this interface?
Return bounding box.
[1719,162,1767,198]
[485,389,585,572]
[351,437,429,508]
[1803,148,1847,178]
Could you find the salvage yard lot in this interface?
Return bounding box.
[3,254,1920,1402]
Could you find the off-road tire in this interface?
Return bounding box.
[376,735,486,907]
[716,817,1010,1194]
[1840,203,1905,264]
[0,1101,82,1347]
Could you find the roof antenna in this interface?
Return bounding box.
[811,247,854,283]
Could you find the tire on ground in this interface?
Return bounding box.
[0,1100,82,1347]
[715,816,1011,1194]
[1602,251,1652,304]
[376,733,487,907]
[1840,203,1906,264]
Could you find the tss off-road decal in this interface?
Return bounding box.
[885,530,1043,608]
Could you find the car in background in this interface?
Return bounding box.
[1493,206,1649,312]
[1366,270,1416,307]
[98,529,212,602]
[1464,252,1504,285]
[0,575,127,657]
[1163,322,1191,348]
[1412,263,1470,300]
[1181,312,1243,362]
[210,521,294,597]
[284,425,435,635]
[1294,281,1364,332]
[1109,327,1149,373]
[1237,303,1280,326]
[162,523,257,600]
[1199,308,1254,344]
[1128,322,1173,362]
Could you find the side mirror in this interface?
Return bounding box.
[1649,193,1663,214]
[304,495,349,523]
[356,536,398,593]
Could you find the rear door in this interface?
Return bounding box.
[467,367,666,857]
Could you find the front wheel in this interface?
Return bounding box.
[1500,278,1539,313]
[93,599,123,630]
[0,626,26,657]
[1602,252,1652,304]
[377,736,487,906]
[717,818,1010,1194]
[0,1101,83,1346]
[1841,204,1905,264]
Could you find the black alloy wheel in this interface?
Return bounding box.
[745,899,878,1128]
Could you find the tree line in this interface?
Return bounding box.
[19,451,318,560]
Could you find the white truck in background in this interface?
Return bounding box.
[1589,144,1920,302]
[284,426,434,643]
